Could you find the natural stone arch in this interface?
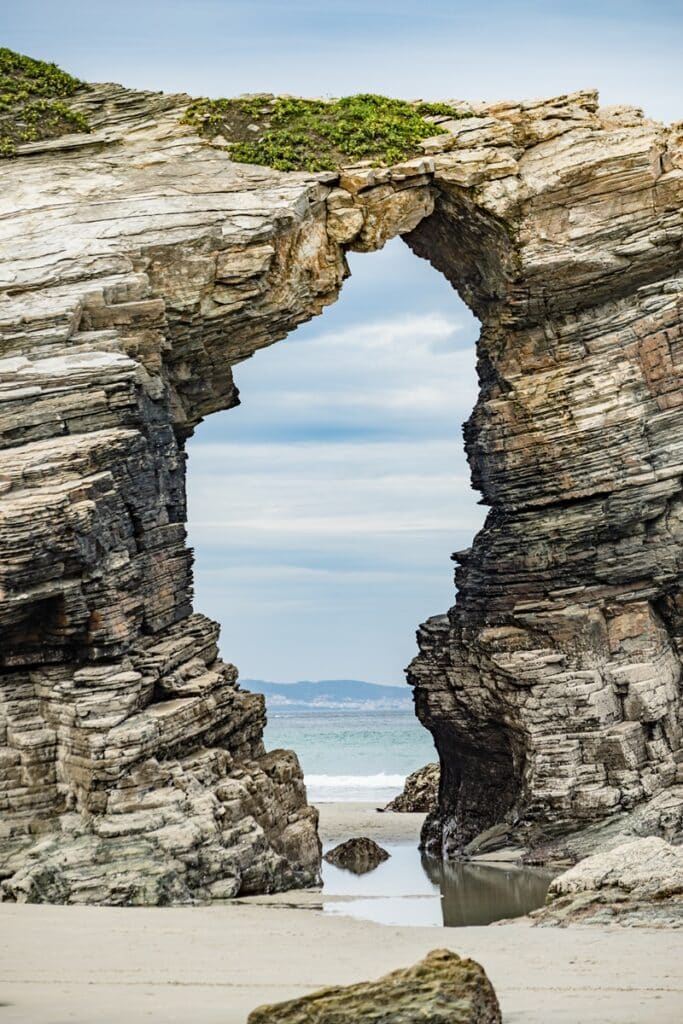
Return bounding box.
[1,80,683,903]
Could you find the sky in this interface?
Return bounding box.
[4,2,681,683]
[3,2,682,121]
[188,242,482,683]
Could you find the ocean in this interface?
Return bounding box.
[263,708,437,803]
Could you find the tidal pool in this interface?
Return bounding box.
[322,843,554,928]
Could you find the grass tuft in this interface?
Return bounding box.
[181,93,472,172]
[0,48,89,157]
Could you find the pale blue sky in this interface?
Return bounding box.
[5,2,680,682]
[3,2,682,121]
[188,242,482,683]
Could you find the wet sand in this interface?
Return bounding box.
[1,802,681,1023]
[316,799,425,844]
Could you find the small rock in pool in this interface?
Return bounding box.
[324,837,390,874]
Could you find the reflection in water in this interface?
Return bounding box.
[322,843,554,928]
[323,844,438,898]
[421,854,553,927]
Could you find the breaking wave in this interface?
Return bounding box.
[305,773,405,802]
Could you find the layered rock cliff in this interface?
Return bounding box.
[406,101,683,860]
[1,70,682,902]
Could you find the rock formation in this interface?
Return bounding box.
[246,949,502,1024]
[324,837,390,874]
[531,837,683,926]
[404,100,683,860]
[1,68,683,902]
[384,763,440,812]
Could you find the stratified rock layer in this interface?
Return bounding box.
[247,948,502,1024]
[1,79,683,901]
[406,98,683,859]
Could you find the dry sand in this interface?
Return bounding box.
[1,802,682,1023]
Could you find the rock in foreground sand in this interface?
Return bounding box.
[247,948,501,1024]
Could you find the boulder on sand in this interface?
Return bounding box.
[323,837,390,874]
[247,948,501,1024]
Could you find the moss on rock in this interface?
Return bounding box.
[181,92,472,172]
[247,948,502,1024]
[0,48,89,157]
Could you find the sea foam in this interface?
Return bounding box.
[305,772,405,802]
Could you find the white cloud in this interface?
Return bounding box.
[188,438,482,540]
[288,311,460,352]
[230,311,478,436]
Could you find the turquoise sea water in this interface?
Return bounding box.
[263,709,437,803]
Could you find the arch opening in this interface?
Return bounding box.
[186,237,485,816]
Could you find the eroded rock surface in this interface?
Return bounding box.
[406,98,683,860]
[384,763,440,812]
[247,948,502,1024]
[1,76,683,902]
[532,837,683,926]
[324,837,390,874]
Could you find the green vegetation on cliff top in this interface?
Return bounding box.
[181,94,473,172]
[0,49,472,171]
[0,48,89,157]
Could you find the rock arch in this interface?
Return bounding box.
[1,82,682,902]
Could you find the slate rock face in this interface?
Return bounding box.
[1,75,683,903]
[531,837,683,927]
[247,948,502,1024]
[385,763,440,813]
[324,837,390,874]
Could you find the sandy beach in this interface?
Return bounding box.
[1,802,682,1024]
